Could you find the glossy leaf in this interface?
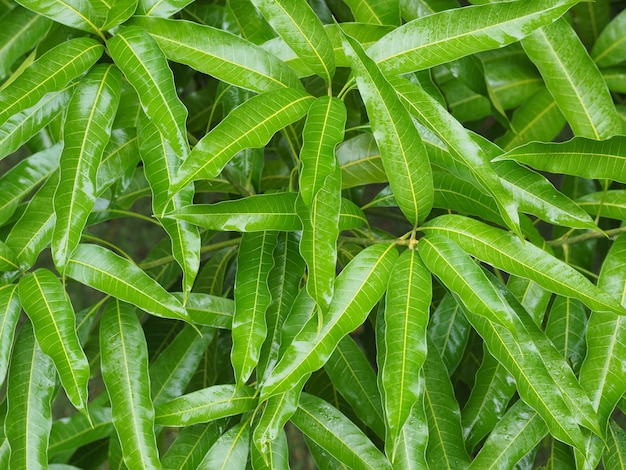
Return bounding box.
[390,396,428,470]
[342,30,432,226]
[0,284,20,388]
[49,407,113,457]
[171,88,313,193]
[260,243,398,400]
[522,18,621,139]
[161,421,227,470]
[337,133,386,189]
[16,0,101,33]
[544,296,587,372]
[343,0,399,25]
[291,393,392,470]
[98,0,137,29]
[428,292,470,374]
[96,128,140,195]
[605,421,626,470]
[127,16,303,92]
[231,231,277,385]
[52,63,122,270]
[178,292,234,330]
[18,269,90,413]
[591,8,626,68]
[197,421,250,470]
[65,244,192,324]
[100,299,161,469]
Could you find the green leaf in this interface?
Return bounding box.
[225,0,275,44]
[341,30,432,226]
[390,397,428,470]
[0,6,51,79]
[544,296,587,372]
[18,268,90,413]
[342,0,399,25]
[108,25,189,159]
[576,190,626,222]
[65,243,192,324]
[169,192,367,232]
[605,421,626,470]
[231,231,277,385]
[421,214,626,316]
[367,0,579,74]
[49,407,113,457]
[197,421,250,470]
[521,18,621,140]
[161,421,226,470]
[591,8,626,68]
[97,0,137,29]
[337,133,386,189]
[155,384,256,426]
[5,321,56,470]
[260,243,397,400]
[100,299,161,469]
[96,128,140,195]
[177,292,234,330]
[16,0,101,33]
[0,37,103,128]
[428,292,470,374]
[52,63,122,271]
[171,88,313,193]
[495,136,626,184]
[380,248,430,455]
[0,284,20,388]
[126,16,303,92]
[251,429,289,470]
[291,393,392,470]
[250,0,334,82]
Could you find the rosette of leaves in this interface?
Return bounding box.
[1,0,626,468]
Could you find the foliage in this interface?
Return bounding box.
[1,0,626,468]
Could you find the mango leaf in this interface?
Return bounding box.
[100,299,161,469]
[576,190,626,222]
[171,88,313,193]
[591,8,626,68]
[197,421,250,470]
[52,63,122,271]
[495,136,626,184]
[126,16,303,92]
[231,231,277,385]
[522,18,621,140]
[161,421,227,470]
[169,193,367,232]
[341,29,432,226]
[428,292,470,374]
[5,322,56,469]
[605,421,626,470]
[291,393,392,470]
[367,0,579,74]
[96,128,140,195]
[337,133,386,189]
[421,214,626,316]
[0,7,51,79]
[390,395,428,469]
[250,0,334,82]
[136,0,191,17]
[260,243,397,400]
[155,384,256,426]
[16,0,102,33]
[98,0,137,29]
[0,37,103,128]
[48,407,113,458]
[0,284,20,388]
[544,296,587,372]
[225,0,275,44]
[342,0,399,25]
[177,292,234,330]
[253,386,302,458]
[65,243,192,324]
[251,429,288,470]
[18,269,90,413]
[379,248,430,455]
[108,25,189,159]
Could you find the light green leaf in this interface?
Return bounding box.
[260,243,397,400]
[0,284,20,389]
[605,421,626,470]
[576,190,626,222]
[16,0,101,33]
[52,63,122,271]
[250,0,334,82]
[108,25,189,159]
[169,192,366,232]
[100,299,161,469]
[65,243,192,324]
[127,16,302,93]
[545,296,587,372]
[251,429,289,470]
[380,248,430,455]
[232,231,277,385]
[49,407,113,457]
[495,136,626,184]
[390,396,428,470]
[428,292,470,374]
[291,393,392,470]
[225,0,275,44]
[96,128,140,195]
[18,268,90,413]
[343,0,399,25]
[0,37,103,128]
[591,8,626,68]
[421,214,626,316]
[155,384,256,426]
[253,386,302,457]
[522,18,621,140]
[171,88,312,193]
[197,421,250,470]
[367,0,579,74]
[161,421,227,470]
[5,321,56,470]
[342,30,432,226]
[0,6,51,79]
[176,292,234,330]
[337,133,386,189]
[98,0,137,29]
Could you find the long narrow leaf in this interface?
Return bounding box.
[0,284,20,388]
[16,0,101,32]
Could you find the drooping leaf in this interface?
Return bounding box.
[108,25,189,159]
[251,428,289,470]
[390,395,428,470]
[18,269,90,413]
[427,292,470,374]
[48,407,113,458]
[171,88,313,193]
[65,243,192,324]
[260,243,398,400]
[343,0,399,25]
[97,0,137,29]
[341,29,432,226]
[197,420,250,470]
[52,63,122,271]
[291,393,392,470]
[16,0,101,33]
[5,321,56,470]
[522,18,621,140]
[591,8,626,68]
[231,231,277,385]
[337,133,386,189]
[100,299,161,469]
[126,16,303,92]
[177,292,234,330]
[161,421,227,470]
[96,128,140,195]
[0,284,20,388]
[544,296,587,372]
[605,421,626,470]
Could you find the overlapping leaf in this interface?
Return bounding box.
[0,284,20,388]
[16,0,101,33]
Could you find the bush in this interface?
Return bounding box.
[0,0,625,468]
